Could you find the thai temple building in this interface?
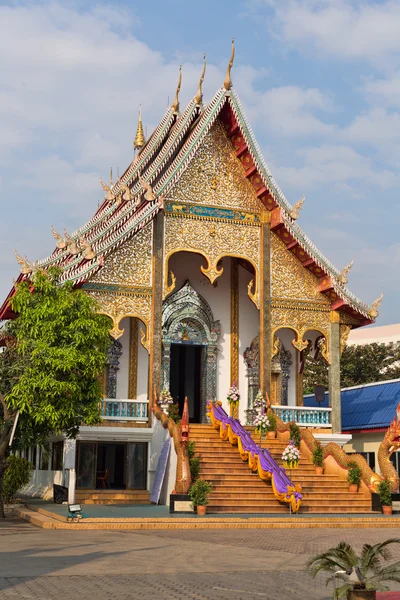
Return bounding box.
[1,43,389,513]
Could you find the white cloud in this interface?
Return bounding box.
[245,85,335,137]
[256,0,400,66]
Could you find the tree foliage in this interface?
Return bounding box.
[303,342,400,394]
[2,455,33,504]
[0,268,111,516]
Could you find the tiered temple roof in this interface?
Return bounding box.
[0,45,379,324]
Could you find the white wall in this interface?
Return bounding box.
[275,328,297,406]
[137,322,149,400]
[238,265,259,421]
[116,317,130,399]
[169,252,232,405]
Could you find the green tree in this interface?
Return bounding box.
[0,269,111,517]
[303,342,400,395]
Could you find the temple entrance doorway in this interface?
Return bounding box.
[170,343,203,423]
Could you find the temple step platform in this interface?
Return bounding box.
[75,489,150,505]
[190,424,372,514]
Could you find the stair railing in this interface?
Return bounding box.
[207,401,303,513]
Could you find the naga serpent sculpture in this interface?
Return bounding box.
[268,400,400,493]
[151,390,192,494]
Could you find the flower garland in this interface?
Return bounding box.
[282,440,300,469]
[158,389,173,414]
[227,384,240,406]
[253,413,270,436]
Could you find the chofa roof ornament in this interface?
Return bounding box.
[171,65,182,114]
[194,54,207,105]
[223,38,235,91]
[14,250,34,274]
[100,168,115,201]
[138,172,156,202]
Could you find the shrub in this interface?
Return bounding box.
[311,442,323,467]
[188,479,212,508]
[266,412,276,433]
[188,441,201,482]
[167,403,181,425]
[289,422,301,448]
[378,479,392,507]
[2,455,33,504]
[347,462,361,486]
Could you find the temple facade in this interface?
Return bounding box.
[1,45,382,500]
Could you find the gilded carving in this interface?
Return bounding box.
[89,223,153,287]
[164,271,176,299]
[230,259,239,387]
[271,302,331,364]
[340,324,352,355]
[86,289,151,343]
[128,318,138,399]
[271,233,330,304]
[170,121,261,213]
[164,214,260,305]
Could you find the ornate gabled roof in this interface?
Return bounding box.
[1,74,377,324]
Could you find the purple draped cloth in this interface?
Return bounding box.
[212,403,302,503]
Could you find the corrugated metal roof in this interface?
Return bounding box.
[304,380,400,431]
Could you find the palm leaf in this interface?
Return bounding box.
[308,542,358,578]
[361,538,400,579]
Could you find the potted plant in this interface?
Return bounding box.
[253,412,270,442]
[282,440,300,469]
[347,463,361,493]
[378,479,393,516]
[308,538,400,599]
[266,412,277,439]
[312,442,324,475]
[189,479,212,516]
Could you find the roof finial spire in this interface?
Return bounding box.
[110,167,113,187]
[133,105,146,150]
[195,53,207,105]
[171,65,182,114]
[223,38,235,91]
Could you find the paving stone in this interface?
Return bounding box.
[0,520,399,599]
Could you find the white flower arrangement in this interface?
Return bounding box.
[158,389,173,414]
[253,389,266,412]
[227,384,240,406]
[253,413,270,436]
[282,440,300,469]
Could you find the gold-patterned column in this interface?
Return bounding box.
[296,351,304,406]
[149,211,164,402]
[230,258,239,418]
[128,317,138,399]
[259,210,271,397]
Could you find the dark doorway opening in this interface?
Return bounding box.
[170,344,203,423]
[97,442,126,489]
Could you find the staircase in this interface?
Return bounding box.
[190,424,372,514]
[75,489,150,505]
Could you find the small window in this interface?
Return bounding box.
[51,441,64,471]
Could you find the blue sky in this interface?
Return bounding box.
[0,0,399,325]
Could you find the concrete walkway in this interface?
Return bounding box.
[1,513,400,599]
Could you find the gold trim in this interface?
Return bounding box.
[230,258,239,387]
[330,311,341,323]
[164,247,260,308]
[128,318,138,399]
[340,324,352,355]
[163,271,176,299]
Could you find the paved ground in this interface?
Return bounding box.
[1,513,400,599]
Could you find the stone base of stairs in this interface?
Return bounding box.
[75,489,150,505]
[13,505,399,530]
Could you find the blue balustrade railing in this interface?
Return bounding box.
[271,405,332,428]
[101,399,149,422]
